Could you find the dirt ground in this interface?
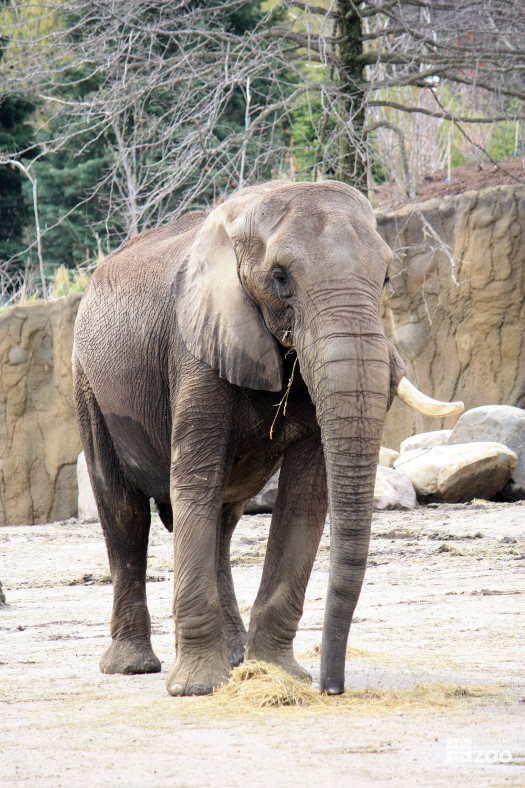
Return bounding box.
[1,501,524,787]
[373,155,525,210]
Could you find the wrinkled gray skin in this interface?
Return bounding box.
[73,181,405,696]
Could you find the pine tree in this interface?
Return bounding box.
[0,6,34,273]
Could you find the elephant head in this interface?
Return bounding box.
[176,181,463,693]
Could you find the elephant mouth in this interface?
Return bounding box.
[396,377,464,417]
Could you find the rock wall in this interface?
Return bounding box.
[378,185,525,449]
[0,293,82,525]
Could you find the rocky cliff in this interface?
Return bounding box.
[0,293,82,525]
[379,185,525,449]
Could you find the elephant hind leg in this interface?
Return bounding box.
[218,501,249,667]
[74,361,161,675]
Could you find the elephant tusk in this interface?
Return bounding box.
[396,376,464,417]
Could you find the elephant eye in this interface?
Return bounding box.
[271,266,287,284]
[270,266,291,297]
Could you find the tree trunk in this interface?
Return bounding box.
[335,1,367,192]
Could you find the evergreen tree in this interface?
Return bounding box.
[0,4,34,273]
[0,94,33,264]
[30,115,116,271]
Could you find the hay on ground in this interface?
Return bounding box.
[304,643,380,660]
[211,661,497,713]
[213,661,323,709]
[338,683,494,707]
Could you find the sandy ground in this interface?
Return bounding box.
[1,501,524,787]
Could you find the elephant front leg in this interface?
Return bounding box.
[218,501,249,667]
[246,432,327,679]
[167,447,231,696]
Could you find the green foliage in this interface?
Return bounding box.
[28,138,114,272]
[486,120,521,161]
[1,1,117,273]
[0,100,32,262]
[286,94,338,180]
[226,1,265,33]
[0,6,36,268]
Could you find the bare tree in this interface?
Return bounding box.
[1,2,295,245]
[274,1,525,191]
[0,0,524,266]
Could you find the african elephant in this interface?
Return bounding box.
[73,180,462,696]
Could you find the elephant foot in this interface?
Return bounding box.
[227,632,247,668]
[273,656,312,683]
[245,644,311,682]
[100,639,161,675]
[166,650,230,697]
[284,657,312,683]
[322,681,345,696]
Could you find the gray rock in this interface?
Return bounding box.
[378,447,400,468]
[448,405,525,499]
[394,442,517,503]
[400,430,453,455]
[0,579,6,605]
[245,472,280,514]
[77,452,99,520]
[374,466,417,510]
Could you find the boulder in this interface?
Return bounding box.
[374,466,417,510]
[448,405,525,500]
[400,430,452,454]
[394,442,517,503]
[378,447,400,468]
[77,452,99,520]
[0,579,6,605]
[244,472,280,514]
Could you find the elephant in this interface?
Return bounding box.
[73,180,463,696]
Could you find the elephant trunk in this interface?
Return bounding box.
[296,325,390,695]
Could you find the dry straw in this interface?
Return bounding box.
[210,661,496,714]
[214,661,324,709]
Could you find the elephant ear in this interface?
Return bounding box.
[175,205,283,392]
